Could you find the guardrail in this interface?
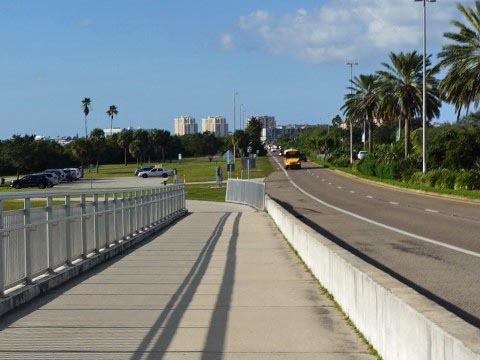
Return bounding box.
[0,184,186,295]
[225,179,265,210]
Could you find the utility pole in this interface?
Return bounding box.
[346,61,358,164]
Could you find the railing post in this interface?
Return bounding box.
[104,193,110,247]
[154,189,159,223]
[46,196,54,271]
[147,189,151,226]
[113,193,118,243]
[81,194,88,259]
[129,192,134,237]
[24,198,33,284]
[65,195,73,265]
[93,194,100,253]
[0,200,5,295]
[121,192,126,241]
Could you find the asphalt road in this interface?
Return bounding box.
[265,153,480,328]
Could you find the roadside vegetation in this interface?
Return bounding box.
[277,2,480,197]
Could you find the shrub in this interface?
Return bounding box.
[357,156,377,177]
[375,162,399,180]
[455,170,480,190]
[434,169,456,189]
[331,155,350,167]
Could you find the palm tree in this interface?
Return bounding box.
[341,74,381,154]
[438,1,480,120]
[117,129,133,166]
[82,97,91,138]
[377,51,441,159]
[106,105,118,136]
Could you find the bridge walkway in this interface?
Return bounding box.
[0,201,374,359]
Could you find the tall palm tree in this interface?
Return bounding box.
[117,129,133,166]
[82,97,91,138]
[341,74,381,154]
[438,1,480,120]
[377,51,441,159]
[106,105,118,136]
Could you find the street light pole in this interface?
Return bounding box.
[415,0,435,173]
[239,103,243,130]
[233,92,238,164]
[346,61,358,164]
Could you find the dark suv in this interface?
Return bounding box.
[11,174,52,189]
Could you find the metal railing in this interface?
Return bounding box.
[0,184,186,295]
[225,179,265,210]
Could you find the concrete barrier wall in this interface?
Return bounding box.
[265,195,480,360]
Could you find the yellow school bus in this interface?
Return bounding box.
[284,149,302,169]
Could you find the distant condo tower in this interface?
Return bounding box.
[174,116,198,135]
[201,116,228,137]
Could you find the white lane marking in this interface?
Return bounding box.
[350,191,355,194]
[337,186,342,189]
[316,176,319,179]
[425,209,439,213]
[389,201,399,205]
[366,195,373,199]
[321,179,325,182]
[328,182,332,185]
[270,155,480,259]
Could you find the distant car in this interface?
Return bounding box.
[11,174,52,189]
[358,151,368,160]
[64,168,81,180]
[33,172,58,186]
[137,167,174,178]
[44,169,68,182]
[134,165,155,176]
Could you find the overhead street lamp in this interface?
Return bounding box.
[346,61,358,165]
[415,0,435,174]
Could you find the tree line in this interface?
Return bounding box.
[0,118,265,177]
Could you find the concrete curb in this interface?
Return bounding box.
[0,209,188,317]
[265,195,480,360]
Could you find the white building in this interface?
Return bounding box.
[201,116,228,137]
[246,115,276,129]
[174,116,198,136]
[103,127,123,137]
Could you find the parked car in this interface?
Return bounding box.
[44,169,68,182]
[62,169,77,182]
[137,167,174,178]
[33,172,58,186]
[11,174,52,189]
[357,151,368,160]
[134,165,155,176]
[64,168,82,180]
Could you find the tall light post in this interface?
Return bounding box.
[415,0,435,174]
[239,103,243,130]
[346,61,358,164]
[233,92,238,163]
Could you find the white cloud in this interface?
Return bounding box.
[227,0,472,63]
[220,33,234,50]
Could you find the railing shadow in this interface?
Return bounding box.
[131,212,240,359]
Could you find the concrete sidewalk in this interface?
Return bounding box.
[0,200,374,359]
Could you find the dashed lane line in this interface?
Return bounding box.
[270,155,480,259]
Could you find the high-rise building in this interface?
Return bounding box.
[246,115,276,129]
[201,116,228,137]
[174,116,198,135]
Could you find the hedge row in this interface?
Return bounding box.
[356,157,480,190]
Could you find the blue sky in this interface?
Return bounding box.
[0,0,473,139]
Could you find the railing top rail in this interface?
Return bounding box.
[227,178,265,184]
[0,184,183,200]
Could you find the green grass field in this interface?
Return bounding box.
[82,156,274,182]
[0,156,274,203]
